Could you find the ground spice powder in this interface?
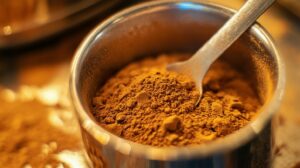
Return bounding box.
[92,53,261,147]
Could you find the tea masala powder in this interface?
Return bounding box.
[92,54,261,147]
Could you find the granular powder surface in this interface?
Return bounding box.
[92,54,261,147]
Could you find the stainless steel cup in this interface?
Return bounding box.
[70,1,285,167]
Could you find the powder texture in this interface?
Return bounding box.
[92,54,261,147]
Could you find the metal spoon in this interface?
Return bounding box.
[167,0,276,105]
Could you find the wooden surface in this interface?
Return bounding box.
[1,0,300,167]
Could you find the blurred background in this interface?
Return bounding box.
[0,0,300,167]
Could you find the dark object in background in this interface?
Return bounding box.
[278,0,300,18]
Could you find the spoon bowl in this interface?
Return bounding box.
[167,0,276,105]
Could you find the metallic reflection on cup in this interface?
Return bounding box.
[70,1,285,167]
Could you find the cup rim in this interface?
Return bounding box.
[70,0,285,160]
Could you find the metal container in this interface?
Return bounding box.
[70,0,285,167]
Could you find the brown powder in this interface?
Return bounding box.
[92,53,261,147]
[0,99,81,167]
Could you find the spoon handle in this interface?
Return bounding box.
[190,0,276,80]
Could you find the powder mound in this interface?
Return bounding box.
[163,115,182,132]
[92,54,261,147]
